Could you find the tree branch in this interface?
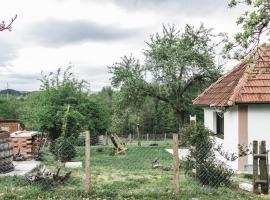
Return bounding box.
[0,14,17,32]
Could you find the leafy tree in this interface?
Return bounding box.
[225,0,270,58]
[109,24,221,133]
[21,68,108,159]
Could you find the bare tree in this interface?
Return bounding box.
[0,15,17,32]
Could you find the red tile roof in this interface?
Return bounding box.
[193,45,270,106]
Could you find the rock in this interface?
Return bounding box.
[239,182,253,192]
[65,162,82,169]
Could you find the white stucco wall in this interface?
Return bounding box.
[203,107,239,170]
[223,106,239,170]
[247,105,270,164]
[204,108,215,131]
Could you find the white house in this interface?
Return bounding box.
[193,45,270,172]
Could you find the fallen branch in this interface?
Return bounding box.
[151,158,171,171]
[27,167,71,183]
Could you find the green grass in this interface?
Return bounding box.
[0,145,267,200]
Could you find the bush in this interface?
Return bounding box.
[50,137,76,162]
[182,123,234,187]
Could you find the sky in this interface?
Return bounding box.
[0,0,245,92]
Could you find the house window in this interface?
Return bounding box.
[216,112,224,138]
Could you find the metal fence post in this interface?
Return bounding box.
[85,130,92,193]
[173,133,180,195]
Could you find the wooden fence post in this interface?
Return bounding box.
[105,131,108,146]
[164,133,167,145]
[253,140,259,194]
[137,124,141,146]
[259,141,268,194]
[173,133,180,195]
[147,133,149,144]
[85,131,92,193]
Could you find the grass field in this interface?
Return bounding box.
[0,145,268,200]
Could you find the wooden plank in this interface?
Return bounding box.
[255,180,268,184]
[85,131,92,193]
[173,133,180,195]
[253,154,267,159]
[259,141,268,194]
[253,140,259,194]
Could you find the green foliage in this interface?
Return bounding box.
[20,68,109,160]
[0,96,23,119]
[109,24,221,129]
[109,93,179,135]
[50,137,76,162]
[183,124,234,187]
[225,0,270,59]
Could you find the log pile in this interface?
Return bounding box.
[27,167,71,183]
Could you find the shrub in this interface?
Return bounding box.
[182,123,234,187]
[50,137,76,162]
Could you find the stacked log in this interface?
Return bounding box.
[0,130,14,173]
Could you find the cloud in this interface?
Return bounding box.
[0,71,41,91]
[26,19,142,47]
[89,0,227,16]
[0,39,18,67]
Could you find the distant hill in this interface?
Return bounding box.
[0,89,31,96]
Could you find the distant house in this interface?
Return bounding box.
[0,119,23,133]
[193,45,270,171]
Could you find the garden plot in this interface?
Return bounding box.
[0,146,265,199]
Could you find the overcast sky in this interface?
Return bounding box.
[0,0,244,91]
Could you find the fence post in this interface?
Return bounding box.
[173,133,180,195]
[253,140,259,194]
[105,131,108,145]
[259,141,268,194]
[85,131,92,193]
[137,124,141,146]
[164,133,167,145]
[147,133,149,144]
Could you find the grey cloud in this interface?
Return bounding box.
[88,0,227,16]
[0,39,18,67]
[0,72,40,91]
[26,19,142,47]
[0,72,40,84]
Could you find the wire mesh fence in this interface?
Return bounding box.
[0,131,253,199]
[184,141,235,188]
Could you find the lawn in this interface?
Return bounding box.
[0,145,267,200]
